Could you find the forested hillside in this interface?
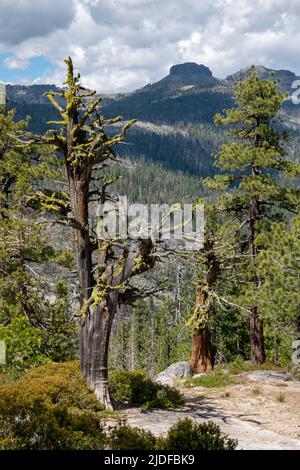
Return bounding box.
[6,62,300,178]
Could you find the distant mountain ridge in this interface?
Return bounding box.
[139,62,222,93]
[226,65,299,92]
[3,62,300,178]
[4,62,300,106]
[6,84,61,105]
[4,61,226,107]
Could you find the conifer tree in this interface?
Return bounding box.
[205,71,300,364]
[0,104,77,363]
[188,204,242,372]
[256,213,300,363]
[32,58,159,408]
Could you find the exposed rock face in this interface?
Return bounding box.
[248,370,293,381]
[141,62,220,93]
[170,62,213,77]
[154,361,193,386]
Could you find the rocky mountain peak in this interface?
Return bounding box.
[169,62,213,77]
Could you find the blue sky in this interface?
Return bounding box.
[0,54,53,84]
[1,0,300,92]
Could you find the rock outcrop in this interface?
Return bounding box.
[154,361,193,386]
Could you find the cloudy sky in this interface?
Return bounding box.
[0,0,300,92]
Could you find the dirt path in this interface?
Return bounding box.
[124,374,300,450]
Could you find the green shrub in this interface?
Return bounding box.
[228,357,281,375]
[109,370,184,409]
[22,361,105,412]
[228,356,252,375]
[291,366,300,381]
[163,418,238,450]
[185,369,238,388]
[0,317,49,372]
[110,423,157,450]
[0,362,238,450]
[0,400,108,450]
[0,373,12,385]
[109,418,238,451]
[0,361,108,449]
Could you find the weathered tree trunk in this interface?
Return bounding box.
[87,299,117,410]
[67,168,154,408]
[249,195,265,365]
[67,173,96,382]
[68,176,94,297]
[191,286,213,372]
[191,239,219,373]
[174,263,182,326]
[250,306,265,365]
[191,326,213,372]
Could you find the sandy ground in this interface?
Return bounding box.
[123,373,300,450]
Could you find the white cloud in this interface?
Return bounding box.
[0,0,300,92]
[3,57,29,70]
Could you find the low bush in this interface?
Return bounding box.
[228,356,282,375]
[0,373,12,385]
[22,361,105,412]
[290,366,300,381]
[0,400,108,450]
[185,369,238,388]
[109,370,184,409]
[110,423,157,450]
[0,362,238,450]
[109,418,238,451]
[163,418,238,450]
[227,356,253,375]
[0,361,108,449]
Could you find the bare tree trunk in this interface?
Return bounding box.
[88,300,116,410]
[249,195,265,365]
[175,263,182,325]
[250,306,265,365]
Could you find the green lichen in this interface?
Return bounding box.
[131,255,149,274]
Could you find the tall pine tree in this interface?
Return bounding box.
[205,71,300,364]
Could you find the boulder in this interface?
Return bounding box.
[248,370,293,382]
[154,361,193,386]
[192,373,207,379]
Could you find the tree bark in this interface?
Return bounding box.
[67,169,155,408]
[68,170,125,408]
[68,173,94,375]
[250,306,265,365]
[191,286,213,372]
[249,195,265,365]
[191,239,218,373]
[191,325,213,373]
[88,299,117,410]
